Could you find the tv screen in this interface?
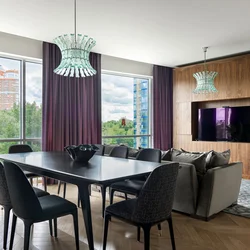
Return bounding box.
[198,106,250,142]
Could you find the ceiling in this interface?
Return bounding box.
[1,0,250,67]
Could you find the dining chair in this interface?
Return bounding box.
[4,161,79,250]
[95,145,129,217]
[9,144,47,192]
[103,163,179,250]
[109,145,129,159]
[0,162,49,250]
[109,148,161,205]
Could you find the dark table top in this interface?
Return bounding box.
[0,151,165,184]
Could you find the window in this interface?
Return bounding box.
[0,56,42,153]
[101,72,152,148]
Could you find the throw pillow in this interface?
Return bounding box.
[206,149,231,169]
[161,149,172,161]
[171,150,207,175]
[128,148,140,158]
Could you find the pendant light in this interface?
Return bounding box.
[53,0,96,77]
[193,47,218,94]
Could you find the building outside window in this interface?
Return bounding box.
[0,56,42,153]
[101,72,151,148]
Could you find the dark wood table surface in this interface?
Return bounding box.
[0,151,164,250]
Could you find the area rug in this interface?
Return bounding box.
[223,179,250,218]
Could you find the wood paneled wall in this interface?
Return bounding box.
[173,54,250,179]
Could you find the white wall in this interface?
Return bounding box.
[0,31,153,75]
[0,32,42,60]
[101,55,153,76]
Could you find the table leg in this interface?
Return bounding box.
[78,184,94,250]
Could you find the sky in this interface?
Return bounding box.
[0,57,42,105]
[0,57,137,121]
[101,74,134,122]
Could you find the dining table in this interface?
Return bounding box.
[0,151,165,250]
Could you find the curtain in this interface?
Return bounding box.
[153,65,173,150]
[42,42,101,152]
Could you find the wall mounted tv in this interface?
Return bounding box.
[198,106,250,142]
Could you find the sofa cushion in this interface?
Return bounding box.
[181,148,213,170]
[161,149,172,161]
[128,148,140,158]
[171,149,207,175]
[206,150,231,169]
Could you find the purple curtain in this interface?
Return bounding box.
[42,42,101,152]
[153,65,173,150]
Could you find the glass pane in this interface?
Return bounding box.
[25,141,42,152]
[102,74,150,148]
[25,62,42,138]
[0,57,21,139]
[0,141,20,154]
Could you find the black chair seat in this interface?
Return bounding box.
[33,187,50,197]
[110,180,144,195]
[106,199,137,221]
[38,195,77,220]
[23,170,40,178]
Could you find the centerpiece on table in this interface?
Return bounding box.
[65,144,99,163]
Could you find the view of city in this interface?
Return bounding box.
[0,57,42,153]
[102,74,150,148]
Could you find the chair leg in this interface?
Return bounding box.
[137,226,141,242]
[30,178,33,186]
[54,218,57,238]
[72,211,80,250]
[49,220,53,236]
[3,206,11,249]
[9,214,17,250]
[102,214,111,250]
[63,182,67,199]
[88,184,92,196]
[77,193,81,208]
[125,193,128,200]
[109,188,115,205]
[43,177,47,192]
[143,226,151,250]
[101,185,107,218]
[157,223,162,236]
[57,181,61,194]
[168,217,176,250]
[23,222,32,250]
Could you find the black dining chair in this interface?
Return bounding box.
[0,162,49,250]
[95,146,129,217]
[9,144,48,192]
[109,148,161,205]
[3,161,79,250]
[103,163,179,250]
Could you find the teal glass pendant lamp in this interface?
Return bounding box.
[193,47,218,94]
[53,0,96,77]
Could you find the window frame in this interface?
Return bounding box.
[0,54,42,147]
[101,70,153,148]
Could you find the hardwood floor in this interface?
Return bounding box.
[1,183,250,250]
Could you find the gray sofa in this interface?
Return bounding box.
[170,161,243,220]
[96,145,243,220]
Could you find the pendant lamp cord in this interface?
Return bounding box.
[74,0,77,46]
[203,47,208,84]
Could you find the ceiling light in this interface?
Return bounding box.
[193,47,218,94]
[53,0,96,77]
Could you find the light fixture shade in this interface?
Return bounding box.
[193,71,218,94]
[53,34,96,77]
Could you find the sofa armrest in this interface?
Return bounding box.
[196,162,243,219]
[165,161,199,215]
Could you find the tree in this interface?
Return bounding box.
[0,102,42,153]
